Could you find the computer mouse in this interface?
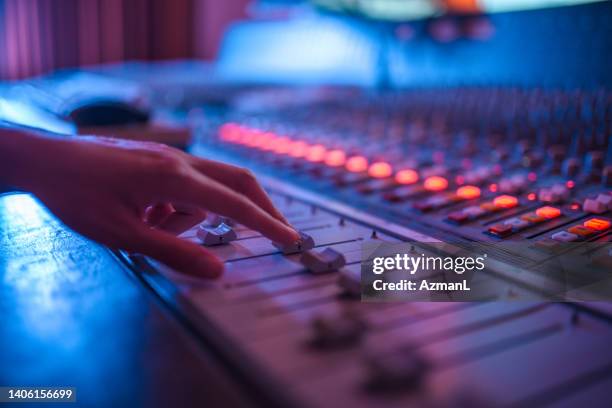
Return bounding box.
[67,100,150,127]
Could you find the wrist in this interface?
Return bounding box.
[0,128,70,192]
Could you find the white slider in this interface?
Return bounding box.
[273,231,314,254]
[300,248,346,274]
[197,222,237,246]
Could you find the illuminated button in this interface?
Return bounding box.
[551,231,579,242]
[423,176,448,192]
[288,141,309,158]
[456,185,481,200]
[567,225,597,238]
[273,231,315,254]
[197,223,237,246]
[272,137,292,154]
[583,218,611,231]
[395,169,419,185]
[346,156,369,173]
[521,213,546,223]
[305,144,327,162]
[488,223,513,237]
[368,162,393,179]
[493,195,518,209]
[300,248,346,274]
[583,198,607,214]
[324,149,346,167]
[503,217,530,231]
[535,206,561,219]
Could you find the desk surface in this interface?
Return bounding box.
[0,193,248,408]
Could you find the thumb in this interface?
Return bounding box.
[126,225,223,279]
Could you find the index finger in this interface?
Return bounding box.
[188,157,289,225]
[173,171,299,245]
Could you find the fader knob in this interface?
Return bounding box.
[309,312,366,349]
[273,231,315,254]
[562,158,581,178]
[197,223,237,246]
[365,345,430,392]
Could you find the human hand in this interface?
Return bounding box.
[9,133,299,278]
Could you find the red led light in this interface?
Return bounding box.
[324,150,346,167]
[528,172,537,182]
[424,176,448,192]
[219,123,240,142]
[536,206,561,219]
[489,183,498,193]
[305,144,327,162]
[456,185,481,200]
[257,132,277,150]
[395,169,419,185]
[584,218,610,231]
[527,193,536,201]
[346,156,369,173]
[455,175,465,185]
[566,180,575,189]
[493,195,518,209]
[272,137,292,154]
[368,162,393,179]
[288,141,309,158]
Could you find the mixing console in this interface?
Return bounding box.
[117,86,612,408]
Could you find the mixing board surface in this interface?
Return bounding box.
[118,87,612,404]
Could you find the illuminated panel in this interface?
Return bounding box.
[423,176,448,192]
[368,162,393,179]
[456,185,481,200]
[493,195,518,209]
[535,206,561,219]
[583,218,610,231]
[395,169,419,185]
[345,156,369,173]
[324,150,347,167]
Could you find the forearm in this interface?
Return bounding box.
[0,127,66,192]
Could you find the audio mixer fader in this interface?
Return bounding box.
[117,86,612,408]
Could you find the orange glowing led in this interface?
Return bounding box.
[493,195,518,209]
[324,150,346,167]
[346,156,369,173]
[288,141,309,158]
[368,162,393,179]
[583,218,610,231]
[535,206,561,219]
[424,176,448,192]
[395,169,419,185]
[257,132,277,150]
[456,185,481,200]
[306,144,327,162]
